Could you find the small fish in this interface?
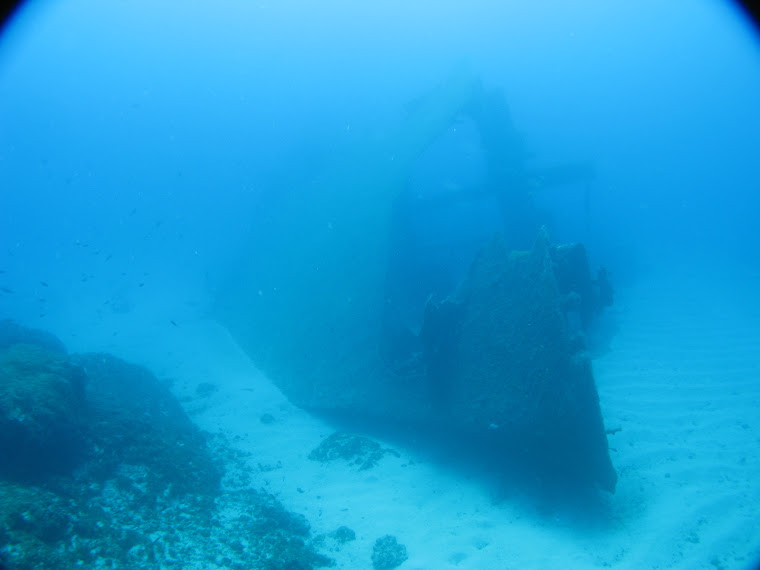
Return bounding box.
[105,254,112,262]
[170,320,178,327]
[0,287,13,294]
[138,283,145,287]
[40,281,48,287]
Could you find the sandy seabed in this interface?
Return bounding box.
[62,267,760,570]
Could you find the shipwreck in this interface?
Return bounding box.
[217,67,617,493]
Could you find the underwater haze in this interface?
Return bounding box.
[1,0,760,568]
[1,0,760,321]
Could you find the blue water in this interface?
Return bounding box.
[1,0,759,325]
[1,1,760,568]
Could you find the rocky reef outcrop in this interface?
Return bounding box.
[0,322,334,569]
[0,342,87,479]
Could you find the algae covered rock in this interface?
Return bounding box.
[0,343,87,478]
[372,535,408,570]
[0,327,221,494]
[0,322,220,496]
[308,432,398,470]
[72,352,222,498]
[0,319,67,355]
[0,324,333,569]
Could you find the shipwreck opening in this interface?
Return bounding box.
[384,117,496,336]
[381,83,603,375]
